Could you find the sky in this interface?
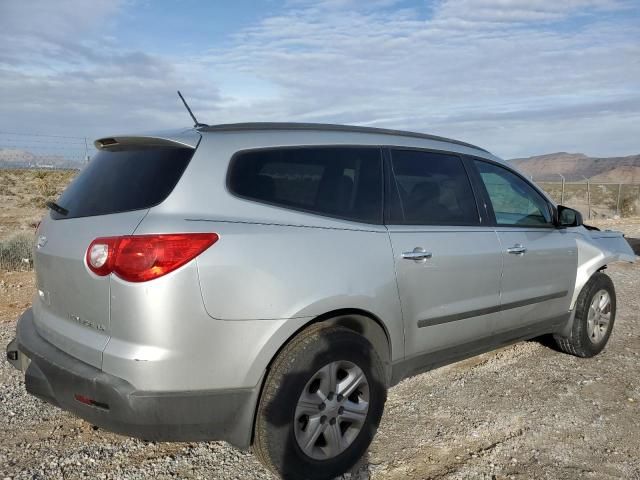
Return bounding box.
[0,0,639,159]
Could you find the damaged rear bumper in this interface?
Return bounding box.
[6,308,258,449]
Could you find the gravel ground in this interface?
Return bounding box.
[1,221,639,480]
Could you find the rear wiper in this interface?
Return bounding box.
[45,201,69,216]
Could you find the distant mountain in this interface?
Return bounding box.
[509,152,640,183]
[0,148,81,169]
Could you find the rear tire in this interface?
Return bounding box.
[253,323,387,480]
[554,272,616,358]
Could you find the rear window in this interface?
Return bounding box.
[52,147,193,219]
[228,147,383,224]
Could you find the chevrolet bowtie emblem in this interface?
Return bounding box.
[36,235,48,249]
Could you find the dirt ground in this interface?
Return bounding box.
[0,169,76,240]
[0,171,639,479]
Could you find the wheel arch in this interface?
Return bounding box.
[571,233,624,310]
[313,308,392,371]
[554,270,616,355]
[249,308,393,446]
[560,264,610,338]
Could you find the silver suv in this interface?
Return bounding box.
[6,123,635,479]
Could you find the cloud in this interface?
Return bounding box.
[432,0,632,25]
[285,0,406,11]
[0,0,638,157]
[0,0,122,66]
[0,0,224,137]
[201,0,640,157]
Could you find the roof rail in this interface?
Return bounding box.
[199,122,489,153]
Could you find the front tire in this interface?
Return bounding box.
[253,323,387,480]
[554,272,616,358]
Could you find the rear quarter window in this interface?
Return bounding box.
[52,147,193,219]
[227,147,383,224]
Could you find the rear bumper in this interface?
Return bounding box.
[6,308,258,449]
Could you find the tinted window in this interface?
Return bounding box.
[389,150,479,225]
[474,160,552,226]
[228,147,382,223]
[53,147,193,219]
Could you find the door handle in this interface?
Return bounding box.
[402,247,433,262]
[507,244,527,255]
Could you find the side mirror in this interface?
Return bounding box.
[556,205,583,228]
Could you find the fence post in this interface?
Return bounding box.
[84,137,90,163]
[579,175,591,219]
[616,183,622,217]
[586,179,591,219]
[558,174,565,204]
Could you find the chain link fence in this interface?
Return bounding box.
[0,131,93,168]
[534,179,640,220]
[0,132,89,271]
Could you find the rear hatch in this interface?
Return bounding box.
[33,133,198,368]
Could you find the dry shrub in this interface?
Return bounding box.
[0,232,34,271]
[621,196,639,217]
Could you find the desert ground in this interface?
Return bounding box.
[0,170,639,479]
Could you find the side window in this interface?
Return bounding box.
[389,149,479,225]
[474,160,552,227]
[228,147,382,224]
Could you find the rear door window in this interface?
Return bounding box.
[228,147,383,224]
[52,147,193,219]
[388,149,480,225]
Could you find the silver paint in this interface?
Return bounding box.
[24,124,635,424]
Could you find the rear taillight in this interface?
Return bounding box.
[86,233,218,282]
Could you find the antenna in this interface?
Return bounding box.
[177,90,208,128]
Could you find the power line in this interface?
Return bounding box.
[0,131,88,140]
